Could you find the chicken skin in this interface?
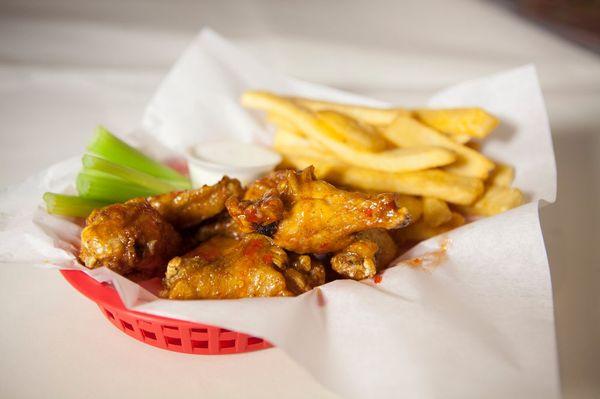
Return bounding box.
[194,215,245,242]
[147,176,243,229]
[226,167,411,254]
[161,234,293,299]
[80,200,182,275]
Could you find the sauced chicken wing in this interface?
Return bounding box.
[194,215,244,242]
[80,200,182,275]
[147,177,243,229]
[161,234,293,299]
[284,254,327,294]
[331,240,378,280]
[331,229,398,280]
[226,167,411,254]
[243,170,291,201]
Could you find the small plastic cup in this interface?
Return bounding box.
[186,141,282,187]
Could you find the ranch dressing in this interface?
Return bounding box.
[186,141,282,187]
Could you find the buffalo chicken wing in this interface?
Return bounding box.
[226,167,411,254]
[161,234,292,299]
[80,200,182,275]
[147,176,243,229]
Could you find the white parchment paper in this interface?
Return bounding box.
[0,29,559,399]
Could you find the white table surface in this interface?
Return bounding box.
[0,1,598,398]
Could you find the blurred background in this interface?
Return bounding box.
[0,1,598,398]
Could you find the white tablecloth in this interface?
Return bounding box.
[0,1,598,398]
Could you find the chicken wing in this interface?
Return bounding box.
[243,169,291,200]
[147,176,243,229]
[226,167,411,254]
[194,214,245,242]
[162,234,293,299]
[80,200,182,275]
[331,229,398,280]
[284,254,327,293]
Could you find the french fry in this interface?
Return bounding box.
[396,195,423,222]
[274,128,314,151]
[267,112,297,132]
[394,212,466,243]
[465,141,481,151]
[316,110,388,151]
[281,155,484,205]
[243,91,456,173]
[449,133,471,144]
[290,96,410,126]
[274,129,342,163]
[330,167,484,206]
[459,185,523,216]
[422,197,452,227]
[413,108,499,139]
[383,116,494,179]
[321,142,456,174]
[487,163,515,187]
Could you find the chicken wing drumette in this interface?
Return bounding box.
[226,167,411,254]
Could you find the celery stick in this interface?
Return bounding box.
[77,171,159,202]
[82,154,180,193]
[43,193,109,218]
[87,126,189,185]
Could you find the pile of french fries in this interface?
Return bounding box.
[241,91,523,243]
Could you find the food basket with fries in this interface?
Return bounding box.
[0,29,559,399]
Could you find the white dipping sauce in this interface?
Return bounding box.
[186,141,282,187]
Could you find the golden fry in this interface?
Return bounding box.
[274,129,340,163]
[316,110,388,151]
[267,112,297,132]
[422,197,452,227]
[291,96,410,126]
[281,155,484,205]
[459,185,523,216]
[394,212,465,243]
[243,91,456,173]
[488,163,515,187]
[413,108,499,139]
[383,116,494,179]
[396,195,423,222]
[449,133,471,144]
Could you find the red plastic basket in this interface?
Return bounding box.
[61,270,272,355]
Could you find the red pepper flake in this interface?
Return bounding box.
[373,274,383,284]
[262,253,273,264]
[364,208,374,217]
